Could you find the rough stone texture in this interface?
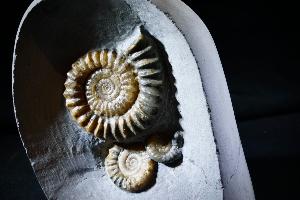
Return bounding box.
[12,0,252,199]
[150,0,255,199]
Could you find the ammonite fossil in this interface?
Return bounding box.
[145,132,183,163]
[63,29,164,141]
[105,145,156,192]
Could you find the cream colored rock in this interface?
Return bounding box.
[105,145,156,192]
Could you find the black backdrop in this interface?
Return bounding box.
[1,1,299,199]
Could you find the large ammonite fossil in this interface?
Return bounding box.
[105,145,156,192]
[63,30,164,141]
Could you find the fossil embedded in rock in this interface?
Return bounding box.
[63,29,164,141]
[105,145,156,192]
[145,132,183,164]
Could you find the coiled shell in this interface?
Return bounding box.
[145,132,183,163]
[63,29,164,141]
[105,145,156,192]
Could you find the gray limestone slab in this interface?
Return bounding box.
[12,0,254,199]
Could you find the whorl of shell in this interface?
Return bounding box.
[105,145,156,192]
[63,30,164,141]
[145,132,183,163]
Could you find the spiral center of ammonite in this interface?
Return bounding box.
[119,151,142,176]
[97,79,115,97]
[126,155,139,170]
[86,65,139,117]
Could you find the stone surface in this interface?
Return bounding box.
[12,0,253,199]
[150,1,255,199]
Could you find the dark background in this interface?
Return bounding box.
[1,0,299,199]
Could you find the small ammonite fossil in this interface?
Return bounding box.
[105,145,156,192]
[145,132,183,164]
[63,29,164,141]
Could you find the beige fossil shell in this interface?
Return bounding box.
[145,132,183,163]
[105,145,156,192]
[63,30,164,141]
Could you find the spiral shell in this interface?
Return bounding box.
[145,132,183,163]
[63,30,164,141]
[105,145,156,192]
